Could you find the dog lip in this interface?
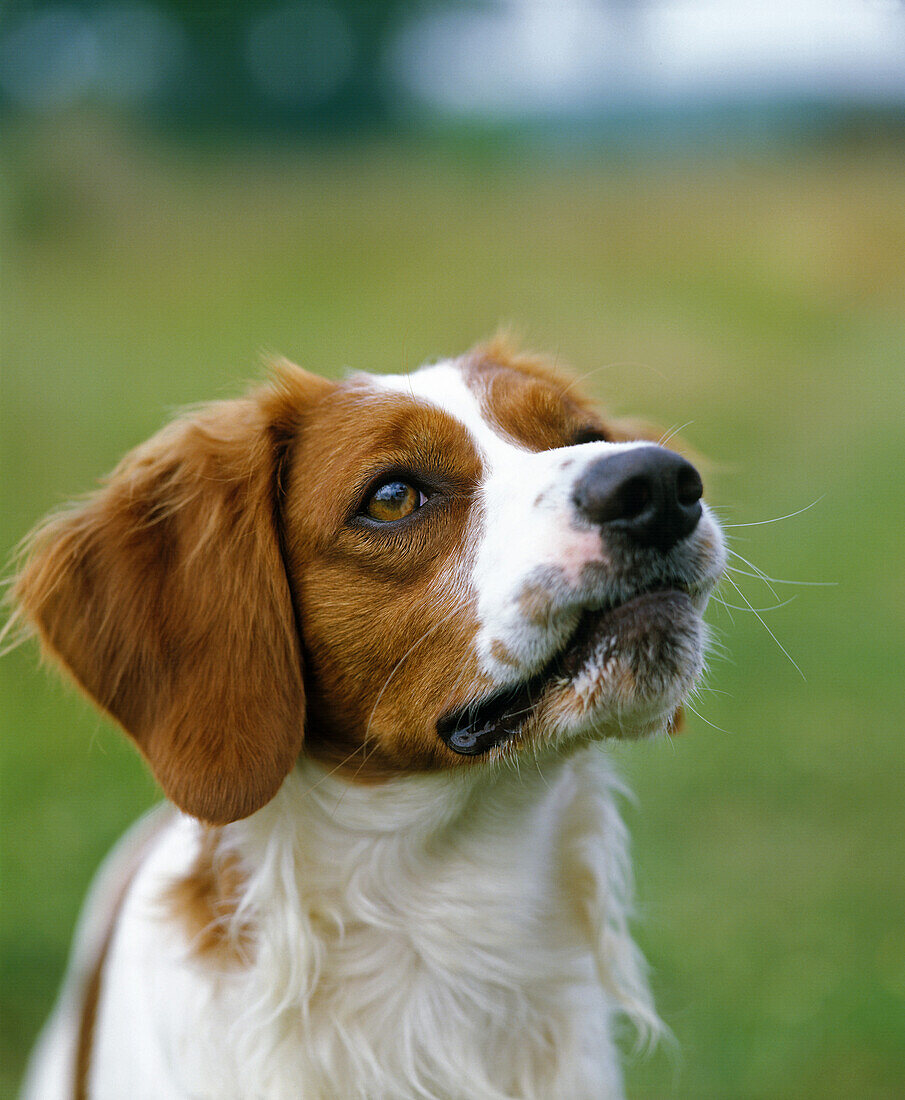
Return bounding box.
[438,585,693,756]
[558,587,693,678]
[437,680,539,757]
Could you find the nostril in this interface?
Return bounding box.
[676,465,703,507]
[617,476,651,520]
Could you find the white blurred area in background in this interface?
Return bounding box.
[390,0,905,119]
[1,0,903,121]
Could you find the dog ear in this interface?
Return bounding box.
[15,363,333,824]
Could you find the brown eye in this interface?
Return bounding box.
[364,480,425,522]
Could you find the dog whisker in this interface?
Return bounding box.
[657,420,695,448]
[725,562,835,588]
[683,701,736,737]
[720,495,825,528]
[723,572,805,680]
[710,593,798,614]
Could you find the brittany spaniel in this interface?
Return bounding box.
[16,339,724,1100]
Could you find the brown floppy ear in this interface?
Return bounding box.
[14,363,333,825]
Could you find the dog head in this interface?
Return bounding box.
[15,340,724,824]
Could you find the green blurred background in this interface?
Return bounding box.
[3,2,905,1097]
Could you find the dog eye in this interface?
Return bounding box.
[570,426,608,446]
[363,480,426,523]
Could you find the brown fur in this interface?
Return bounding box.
[667,706,685,735]
[280,378,490,779]
[465,337,611,451]
[14,364,333,824]
[489,639,521,668]
[163,829,250,963]
[517,583,555,627]
[469,335,690,455]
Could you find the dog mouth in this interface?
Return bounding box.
[437,585,700,756]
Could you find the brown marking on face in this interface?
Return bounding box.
[615,662,637,697]
[463,336,611,452]
[517,582,554,627]
[280,378,495,779]
[163,829,250,964]
[12,359,498,810]
[489,638,521,668]
[467,338,701,469]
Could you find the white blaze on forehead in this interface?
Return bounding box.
[374,359,646,471]
[374,360,519,465]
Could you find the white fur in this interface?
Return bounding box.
[28,753,654,1100]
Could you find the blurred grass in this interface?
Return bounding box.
[2,117,904,1098]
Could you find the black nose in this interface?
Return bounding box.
[572,445,704,552]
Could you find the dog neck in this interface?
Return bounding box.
[189,749,656,1099]
[275,753,571,838]
[229,753,584,943]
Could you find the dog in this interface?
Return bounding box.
[15,338,725,1100]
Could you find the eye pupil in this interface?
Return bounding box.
[365,480,423,522]
[375,482,409,504]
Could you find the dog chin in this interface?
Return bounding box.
[534,590,707,746]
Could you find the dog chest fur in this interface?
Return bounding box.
[77,755,639,1100]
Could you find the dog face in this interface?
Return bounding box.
[15,341,724,824]
[286,343,724,778]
